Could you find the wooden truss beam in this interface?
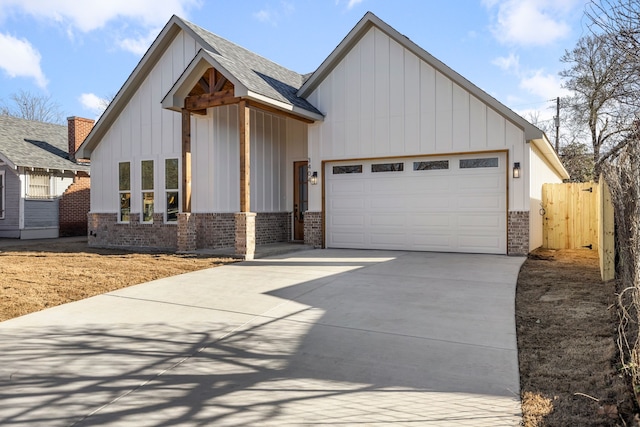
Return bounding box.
[184,89,240,111]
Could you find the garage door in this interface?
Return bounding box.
[325,153,507,254]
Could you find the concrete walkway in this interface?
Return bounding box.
[0,249,525,426]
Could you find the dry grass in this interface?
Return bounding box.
[517,248,636,426]
[0,239,235,322]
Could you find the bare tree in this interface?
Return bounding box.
[585,0,640,406]
[525,110,594,182]
[0,90,65,124]
[559,33,636,176]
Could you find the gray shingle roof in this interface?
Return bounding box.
[180,18,322,115]
[0,115,90,172]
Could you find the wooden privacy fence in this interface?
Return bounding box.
[542,181,615,281]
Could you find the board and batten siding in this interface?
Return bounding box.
[306,26,527,212]
[529,144,563,250]
[190,106,289,213]
[89,30,197,215]
[90,28,297,217]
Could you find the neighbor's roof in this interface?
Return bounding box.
[0,115,89,173]
[78,15,322,159]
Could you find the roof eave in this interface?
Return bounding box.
[245,91,324,122]
[77,15,189,159]
[529,134,570,180]
[161,49,246,111]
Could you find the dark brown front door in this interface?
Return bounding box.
[293,161,308,241]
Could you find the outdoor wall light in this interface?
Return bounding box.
[310,171,318,185]
[513,162,521,179]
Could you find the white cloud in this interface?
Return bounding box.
[0,0,200,32]
[254,10,274,25]
[0,33,47,88]
[520,69,570,99]
[118,28,161,55]
[347,0,364,9]
[484,0,578,46]
[79,92,108,117]
[492,53,520,73]
[253,2,294,26]
[0,0,200,55]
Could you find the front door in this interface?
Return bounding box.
[293,161,308,241]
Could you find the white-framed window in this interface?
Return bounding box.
[119,162,130,223]
[26,171,51,199]
[165,158,179,222]
[0,170,5,219]
[141,160,154,223]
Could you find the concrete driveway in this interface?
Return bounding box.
[0,249,525,426]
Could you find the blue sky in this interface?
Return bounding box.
[0,0,588,126]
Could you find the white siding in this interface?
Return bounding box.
[89,30,197,215]
[529,144,563,250]
[308,26,528,211]
[250,110,287,212]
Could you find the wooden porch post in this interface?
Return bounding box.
[177,108,196,252]
[182,108,192,213]
[239,100,250,212]
[235,100,255,259]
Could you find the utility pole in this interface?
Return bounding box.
[555,96,560,152]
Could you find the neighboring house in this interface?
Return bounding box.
[0,116,93,239]
[77,12,568,258]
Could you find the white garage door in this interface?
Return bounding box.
[325,153,507,254]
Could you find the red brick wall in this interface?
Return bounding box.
[67,116,95,161]
[508,210,530,256]
[59,172,91,236]
[304,211,323,248]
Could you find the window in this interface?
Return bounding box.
[26,172,51,198]
[0,170,4,219]
[372,162,404,172]
[119,162,130,222]
[460,157,499,168]
[332,165,362,174]
[141,160,154,222]
[413,160,449,171]
[165,158,179,222]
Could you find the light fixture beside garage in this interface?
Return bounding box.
[310,171,318,185]
[513,162,521,178]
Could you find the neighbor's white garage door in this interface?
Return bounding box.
[325,153,507,254]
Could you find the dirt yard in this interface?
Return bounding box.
[517,248,637,426]
[0,239,636,424]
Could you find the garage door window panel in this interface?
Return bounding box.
[459,157,499,169]
[372,162,403,172]
[413,160,449,171]
[333,165,362,174]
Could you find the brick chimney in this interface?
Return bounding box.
[67,116,95,162]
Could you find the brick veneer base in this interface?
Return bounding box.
[195,213,236,249]
[88,211,294,251]
[508,211,530,256]
[304,211,323,248]
[256,212,291,244]
[88,213,178,251]
[235,212,256,260]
